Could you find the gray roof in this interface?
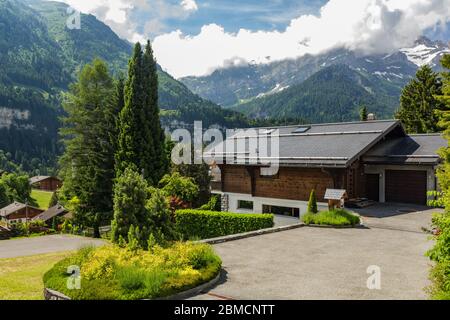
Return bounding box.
[29,176,51,184]
[363,134,446,165]
[206,120,403,168]
[33,205,67,222]
[0,202,27,217]
[324,189,347,200]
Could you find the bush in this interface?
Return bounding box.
[175,209,274,240]
[198,195,221,211]
[307,189,318,214]
[302,209,360,226]
[426,213,450,299]
[43,242,222,300]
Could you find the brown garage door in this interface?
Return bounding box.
[385,170,427,205]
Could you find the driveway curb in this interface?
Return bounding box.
[198,223,305,245]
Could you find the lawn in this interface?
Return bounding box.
[31,189,54,210]
[0,252,71,300]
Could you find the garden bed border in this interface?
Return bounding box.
[43,270,222,301]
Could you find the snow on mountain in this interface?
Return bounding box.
[400,37,450,67]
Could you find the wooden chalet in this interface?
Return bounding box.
[0,202,44,224]
[208,120,446,217]
[29,176,62,191]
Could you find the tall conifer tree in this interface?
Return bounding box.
[116,41,168,185]
[59,59,117,237]
[396,65,444,133]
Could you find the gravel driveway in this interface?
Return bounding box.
[0,235,107,259]
[193,208,437,300]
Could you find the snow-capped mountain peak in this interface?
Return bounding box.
[400,37,450,67]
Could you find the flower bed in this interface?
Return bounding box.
[301,209,360,227]
[43,242,221,300]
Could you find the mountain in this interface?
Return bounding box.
[0,0,251,172]
[181,37,450,112]
[232,64,399,122]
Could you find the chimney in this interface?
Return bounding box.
[367,113,376,121]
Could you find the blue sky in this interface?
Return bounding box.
[150,0,327,36]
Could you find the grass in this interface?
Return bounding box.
[44,243,222,300]
[0,252,72,300]
[302,209,361,226]
[31,189,54,210]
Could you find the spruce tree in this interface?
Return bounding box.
[360,106,368,121]
[115,41,168,185]
[111,168,149,243]
[59,59,117,237]
[396,65,444,133]
[116,44,143,176]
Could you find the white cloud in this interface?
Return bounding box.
[153,0,450,78]
[181,0,198,12]
[53,0,197,39]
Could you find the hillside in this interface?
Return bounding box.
[0,0,251,172]
[233,64,399,123]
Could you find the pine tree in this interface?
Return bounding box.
[396,65,444,133]
[307,189,318,214]
[111,168,149,243]
[115,41,168,185]
[143,41,168,185]
[116,43,144,176]
[360,106,368,121]
[59,59,117,237]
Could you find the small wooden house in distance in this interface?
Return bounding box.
[29,176,62,191]
[0,202,44,224]
[32,205,69,225]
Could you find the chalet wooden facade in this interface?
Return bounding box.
[0,202,44,224]
[209,120,446,216]
[29,176,62,191]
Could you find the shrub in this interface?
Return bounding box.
[43,242,222,300]
[307,189,318,214]
[302,209,360,226]
[199,195,221,211]
[426,213,450,299]
[174,209,274,240]
[159,172,199,204]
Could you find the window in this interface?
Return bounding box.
[238,200,254,210]
[263,205,300,218]
[292,126,311,134]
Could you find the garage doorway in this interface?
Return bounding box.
[366,174,380,202]
[385,170,427,205]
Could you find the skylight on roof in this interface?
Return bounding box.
[293,126,311,134]
[260,129,276,134]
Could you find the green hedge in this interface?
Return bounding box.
[175,210,274,239]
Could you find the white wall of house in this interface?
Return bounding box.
[221,192,328,216]
[364,164,437,203]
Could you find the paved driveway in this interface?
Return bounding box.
[193,208,438,300]
[0,235,106,259]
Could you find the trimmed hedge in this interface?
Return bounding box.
[175,210,274,240]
